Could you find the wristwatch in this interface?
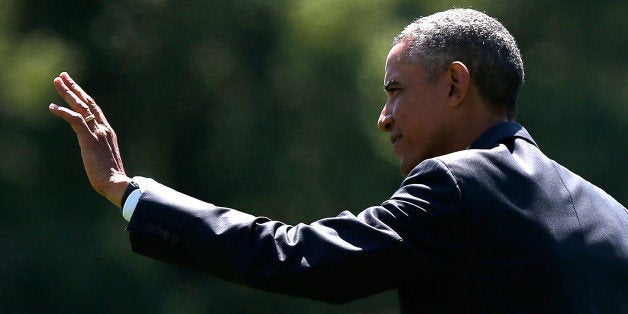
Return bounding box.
[121,180,140,208]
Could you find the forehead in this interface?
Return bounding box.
[385,42,407,68]
[384,42,426,82]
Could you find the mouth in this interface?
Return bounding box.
[390,133,402,144]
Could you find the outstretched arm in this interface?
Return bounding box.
[49,72,130,207]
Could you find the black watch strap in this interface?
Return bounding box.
[120,181,140,207]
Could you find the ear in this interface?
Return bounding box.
[446,61,470,108]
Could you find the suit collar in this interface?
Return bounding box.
[468,121,537,150]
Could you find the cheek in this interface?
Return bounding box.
[400,108,439,154]
[393,98,419,124]
[404,130,428,158]
[399,103,431,136]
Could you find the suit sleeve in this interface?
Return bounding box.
[126,159,463,303]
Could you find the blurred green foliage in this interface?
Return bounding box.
[1,0,625,313]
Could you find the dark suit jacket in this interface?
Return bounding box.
[127,122,628,313]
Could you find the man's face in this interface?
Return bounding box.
[378,42,455,176]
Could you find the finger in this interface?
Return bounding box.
[58,72,108,124]
[49,103,92,135]
[59,72,98,110]
[54,76,92,118]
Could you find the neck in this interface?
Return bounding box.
[451,101,508,152]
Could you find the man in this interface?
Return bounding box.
[50,8,627,313]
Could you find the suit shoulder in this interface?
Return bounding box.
[431,146,507,179]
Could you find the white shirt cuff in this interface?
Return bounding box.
[122,189,142,221]
[121,176,157,221]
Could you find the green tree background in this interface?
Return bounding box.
[1,0,625,313]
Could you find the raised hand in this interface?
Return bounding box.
[49,72,130,207]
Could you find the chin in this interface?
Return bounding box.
[400,162,413,177]
[400,157,424,177]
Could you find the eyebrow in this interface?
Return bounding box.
[383,80,402,92]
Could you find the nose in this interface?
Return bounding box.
[378,105,393,132]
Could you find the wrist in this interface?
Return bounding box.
[103,175,132,208]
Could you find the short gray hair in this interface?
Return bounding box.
[394,8,524,120]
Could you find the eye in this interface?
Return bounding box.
[385,87,403,100]
[383,80,403,95]
[386,87,399,94]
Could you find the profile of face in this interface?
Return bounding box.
[378,41,457,176]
